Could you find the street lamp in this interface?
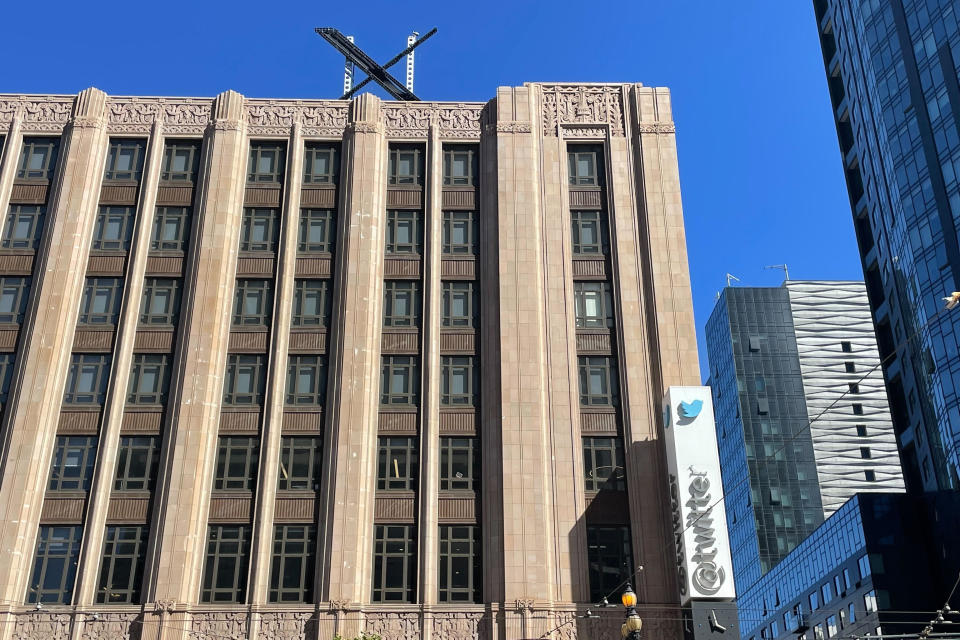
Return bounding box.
[621,584,642,640]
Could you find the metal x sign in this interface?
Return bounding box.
[316,27,438,101]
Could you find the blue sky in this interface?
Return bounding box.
[2,0,861,380]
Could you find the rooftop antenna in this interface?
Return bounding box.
[343,35,355,95]
[316,27,438,101]
[726,273,740,287]
[405,32,418,92]
[765,264,790,281]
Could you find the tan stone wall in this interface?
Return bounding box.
[0,82,699,640]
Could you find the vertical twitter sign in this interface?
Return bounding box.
[662,386,735,604]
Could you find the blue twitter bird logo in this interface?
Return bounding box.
[678,399,703,420]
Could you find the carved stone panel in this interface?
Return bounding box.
[134,329,175,352]
[12,613,72,640]
[87,254,127,275]
[0,98,73,134]
[73,328,115,351]
[579,409,619,435]
[219,410,261,433]
[378,410,418,434]
[236,257,275,276]
[381,331,419,353]
[440,331,475,353]
[439,409,478,435]
[282,409,324,433]
[99,184,138,205]
[575,331,612,354]
[79,612,139,640]
[294,256,332,277]
[431,612,487,640]
[438,495,479,523]
[386,188,423,208]
[383,257,421,278]
[58,409,102,434]
[0,328,20,351]
[229,330,269,352]
[288,330,327,353]
[209,495,254,522]
[571,257,608,280]
[120,409,163,433]
[259,612,316,640]
[107,495,151,523]
[0,253,34,274]
[374,494,416,522]
[156,185,194,206]
[540,84,626,137]
[189,611,249,640]
[365,611,421,640]
[440,258,476,279]
[244,187,281,207]
[300,187,336,208]
[106,98,212,134]
[442,189,476,209]
[145,255,183,275]
[9,182,48,204]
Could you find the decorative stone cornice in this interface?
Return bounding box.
[541,84,626,137]
[637,122,676,134]
[493,121,532,134]
[0,97,73,133]
[514,597,536,613]
[106,98,212,134]
[382,102,483,138]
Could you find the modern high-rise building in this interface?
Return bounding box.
[813,0,960,492]
[0,84,702,640]
[705,281,904,593]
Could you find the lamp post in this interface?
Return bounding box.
[621,584,643,640]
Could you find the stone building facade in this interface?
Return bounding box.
[0,83,699,640]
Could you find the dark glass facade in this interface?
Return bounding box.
[739,492,960,640]
[705,287,825,592]
[814,0,960,491]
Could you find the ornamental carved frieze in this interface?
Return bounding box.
[365,611,420,640]
[0,97,73,133]
[12,613,72,640]
[79,613,139,640]
[431,612,486,640]
[514,598,535,613]
[637,122,676,134]
[541,85,626,137]
[382,103,483,138]
[189,611,248,640]
[245,101,349,137]
[260,611,314,640]
[107,98,212,134]
[493,121,533,134]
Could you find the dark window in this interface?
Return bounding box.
[386,210,423,255]
[860,447,872,459]
[64,354,111,405]
[852,403,864,415]
[292,279,331,327]
[201,525,251,603]
[160,140,201,182]
[114,436,161,491]
[140,278,182,325]
[578,356,618,407]
[571,210,608,255]
[298,209,335,253]
[240,208,279,252]
[104,139,146,181]
[2,204,45,249]
[845,361,856,373]
[441,356,477,406]
[223,354,267,406]
[864,469,876,481]
[848,383,860,394]
[233,279,273,326]
[0,276,31,323]
[388,146,423,185]
[443,146,477,186]
[0,353,15,407]
[439,525,481,602]
[439,437,478,491]
[380,356,419,405]
[127,354,171,404]
[303,144,338,184]
[583,437,626,491]
[442,211,477,255]
[151,206,191,251]
[78,277,123,325]
[372,524,415,602]
[384,280,421,327]
[285,355,327,406]
[586,525,633,603]
[27,526,82,604]
[841,341,852,352]
[48,436,97,491]
[574,281,614,328]
[856,425,867,437]
[96,526,147,604]
[442,281,477,328]
[269,524,316,603]
[17,137,60,181]
[92,206,135,251]
[247,142,286,184]
[278,436,322,491]
[377,437,418,490]
[568,147,602,186]
[749,336,761,352]
[214,436,260,491]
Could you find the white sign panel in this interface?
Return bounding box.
[662,386,735,603]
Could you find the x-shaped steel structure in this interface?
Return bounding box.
[316,27,438,101]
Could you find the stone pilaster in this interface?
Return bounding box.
[247,121,304,628]
[142,89,247,640]
[489,85,558,640]
[418,121,443,626]
[319,94,386,633]
[71,118,167,617]
[0,112,23,227]
[0,87,109,638]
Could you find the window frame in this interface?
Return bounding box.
[139,277,182,325]
[150,206,191,251]
[0,276,31,323]
[285,355,328,406]
[92,206,136,251]
[201,525,252,603]
[48,436,97,491]
[583,437,626,491]
[298,208,336,253]
[439,437,479,491]
[586,525,633,604]
[303,143,339,185]
[570,209,609,256]
[388,146,423,186]
[247,141,287,184]
[233,278,274,327]
[114,436,161,491]
[2,204,46,249]
[127,354,171,405]
[438,525,481,603]
[441,355,477,407]
[277,436,322,491]
[292,279,331,327]
[386,210,423,255]
[377,436,419,491]
[64,354,111,405]
[578,356,619,407]
[568,146,604,186]
[380,356,419,406]
[442,281,477,328]
[78,277,124,326]
[442,210,477,255]
[442,146,477,187]
[223,354,267,406]
[17,137,60,181]
[383,280,421,328]
[239,207,280,253]
[269,524,316,603]
[574,281,614,328]
[160,140,201,183]
[27,526,82,604]
[95,525,148,604]
[213,436,260,491]
[372,524,416,602]
[103,139,147,182]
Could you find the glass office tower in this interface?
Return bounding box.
[813,0,960,491]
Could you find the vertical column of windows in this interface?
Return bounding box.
[437,144,482,603]
[204,140,287,604]
[567,144,634,600]
[266,142,340,603]
[373,144,426,603]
